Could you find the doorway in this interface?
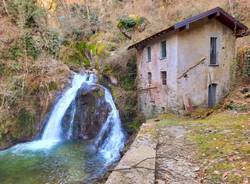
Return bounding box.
[208,83,217,107]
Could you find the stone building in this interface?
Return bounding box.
[128,7,249,117]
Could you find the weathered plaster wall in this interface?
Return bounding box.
[137,34,178,118]
[137,18,236,117]
[177,18,236,109]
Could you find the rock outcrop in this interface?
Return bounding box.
[61,83,111,140]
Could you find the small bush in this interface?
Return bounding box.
[42,31,61,56]
[8,34,41,60]
[6,0,45,28]
[24,34,41,59]
[117,15,145,30]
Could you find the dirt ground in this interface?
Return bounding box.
[155,125,201,184]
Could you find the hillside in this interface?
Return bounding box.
[0,0,249,149]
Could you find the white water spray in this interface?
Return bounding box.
[42,74,88,141]
[95,88,125,163]
[10,74,88,152]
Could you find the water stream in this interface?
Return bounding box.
[0,73,125,184]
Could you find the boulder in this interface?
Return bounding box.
[72,84,111,140]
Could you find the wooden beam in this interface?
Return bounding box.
[178,57,206,79]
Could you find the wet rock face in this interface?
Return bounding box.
[73,84,111,140]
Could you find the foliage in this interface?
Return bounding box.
[117,15,145,30]
[121,56,137,90]
[42,31,61,56]
[17,108,35,127]
[9,45,23,60]
[6,0,46,28]
[60,41,106,69]
[24,34,41,59]
[101,53,140,133]
[8,33,41,60]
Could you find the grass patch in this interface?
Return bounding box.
[158,111,250,183]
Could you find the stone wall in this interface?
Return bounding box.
[177,18,236,109]
[136,18,236,117]
[137,34,178,118]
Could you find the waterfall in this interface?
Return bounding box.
[41,74,88,141]
[66,100,76,140]
[8,72,125,164]
[95,88,125,162]
[9,74,88,152]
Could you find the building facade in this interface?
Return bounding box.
[129,7,248,117]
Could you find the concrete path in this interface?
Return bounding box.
[105,120,200,184]
[155,125,200,184]
[105,121,157,184]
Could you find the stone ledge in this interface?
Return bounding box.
[105,120,157,184]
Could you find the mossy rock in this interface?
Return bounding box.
[92,88,105,98]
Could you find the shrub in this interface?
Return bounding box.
[42,31,61,56]
[24,34,41,59]
[8,34,41,60]
[117,15,145,30]
[60,41,104,69]
[6,0,45,28]
[9,45,24,60]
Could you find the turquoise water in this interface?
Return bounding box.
[0,141,106,184]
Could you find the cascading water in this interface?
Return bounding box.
[66,100,76,140]
[0,72,125,184]
[41,74,88,141]
[9,74,89,152]
[95,88,125,162]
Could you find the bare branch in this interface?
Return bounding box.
[2,0,10,17]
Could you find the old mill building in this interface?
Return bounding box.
[128,7,249,117]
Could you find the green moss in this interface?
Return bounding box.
[92,89,104,98]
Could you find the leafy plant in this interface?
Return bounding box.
[42,31,61,56]
[24,34,41,59]
[117,15,145,30]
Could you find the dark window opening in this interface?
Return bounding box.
[161,41,167,59]
[148,72,152,84]
[210,37,218,65]
[161,71,167,85]
[147,47,151,62]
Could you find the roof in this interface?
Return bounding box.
[128,7,249,50]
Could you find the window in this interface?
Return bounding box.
[148,72,152,84]
[161,71,167,85]
[210,37,218,65]
[147,47,151,62]
[161,41,167,59]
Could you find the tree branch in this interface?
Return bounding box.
[2,0,10,17]
[108,156,178,172]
